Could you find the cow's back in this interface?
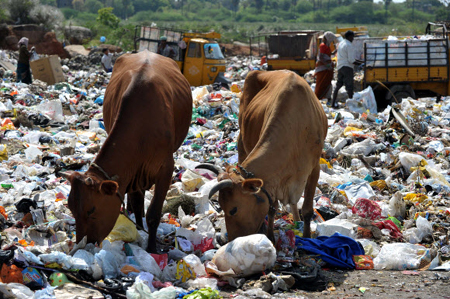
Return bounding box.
[103,51,192,152]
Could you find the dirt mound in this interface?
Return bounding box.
[0,24,69,59]
[220,42,261,57]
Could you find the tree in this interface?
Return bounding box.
[40,0,57,6]
[30,4,64,30]
[255,0,264,12]
[85,0,103,14]
[8,0,38,24]
[232,0,240,14]
[72,0,84,10]
[97,7,120,27]
[384,0,392,23]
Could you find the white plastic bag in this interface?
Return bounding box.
[388,191,406,218]
[128,244,162,279]
[373,243,431,270]
[348,86,377,114]
[398,152,424,174]
[5,283,35,299]
[340,138,376,156]
[36,100,64,122]
[183,254,207,277]
[211,234,276,277]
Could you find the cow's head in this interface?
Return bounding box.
[199,164,272,241]
[64,171,121,245]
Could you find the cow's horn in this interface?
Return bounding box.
[208,179,233,199]
[195,163,223,175]
[85,177,94,185]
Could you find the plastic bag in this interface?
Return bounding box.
[347,86,377,114]
[94,249,119,279]
[373,243,431,270]
[356,239,380,258]
[211,234,276,277]
[128,244,162,279]
[351,198,381,220]
[181,170,208,192]
[404,216,434,244]
[388,191,406,218]
[398,152,424,174]
[342,182,376,205]
[105,214,138,243]
[340,138,376,156]
[126,282,152,299]
[36,100,64,122]
[183,254,207,277]
[6,283,34,299]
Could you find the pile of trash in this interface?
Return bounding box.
[0,50,448,299]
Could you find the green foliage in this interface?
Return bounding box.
[40,0,56,6]
[97,7,120,28]
[8,0,38,23]
[85,0,104,14]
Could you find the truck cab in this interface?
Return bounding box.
[134,26,228,87]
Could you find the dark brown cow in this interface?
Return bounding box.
[207,70,327,242]
[66,50,192,252]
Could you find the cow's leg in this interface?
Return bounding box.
[267,200,279,244]
[302,165,320,238]
[146,160,173,253]
[127,190,145,229]
[291,203,301,222]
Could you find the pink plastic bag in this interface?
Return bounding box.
[352,198,381,220]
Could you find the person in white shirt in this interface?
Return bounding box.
[331,30,363,108]
[101,48,113,73]
[157,36,175,59]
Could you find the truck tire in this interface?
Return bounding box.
[386,85,415,104]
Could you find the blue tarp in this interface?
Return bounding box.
[295,233,364,269]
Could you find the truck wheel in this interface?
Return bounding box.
[392,90,414,103]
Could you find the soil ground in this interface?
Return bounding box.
[220,270,450,298]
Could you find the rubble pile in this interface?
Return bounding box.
[0,50,447,298]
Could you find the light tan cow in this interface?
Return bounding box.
[207,70,328,242]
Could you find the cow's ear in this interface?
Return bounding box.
[242,178,263,193]
[99,180,119,195]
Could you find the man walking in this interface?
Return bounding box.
[331,30,363,108]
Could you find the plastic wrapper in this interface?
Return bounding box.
[353,255,374,270]
[211,234,276,277]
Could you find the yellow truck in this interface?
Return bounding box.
[336,26,369,38]
[262,30,321,75]
[256,31,341,75]
[363,22,449,103]
[134,26,228,87]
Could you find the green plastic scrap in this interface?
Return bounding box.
[386,216,402,230]
[183,288,221,299]
[227,142,237,151]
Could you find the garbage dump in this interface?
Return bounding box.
[0,47,448,299]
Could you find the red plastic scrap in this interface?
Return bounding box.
[373,219,403,240]
[351,198,382,220]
